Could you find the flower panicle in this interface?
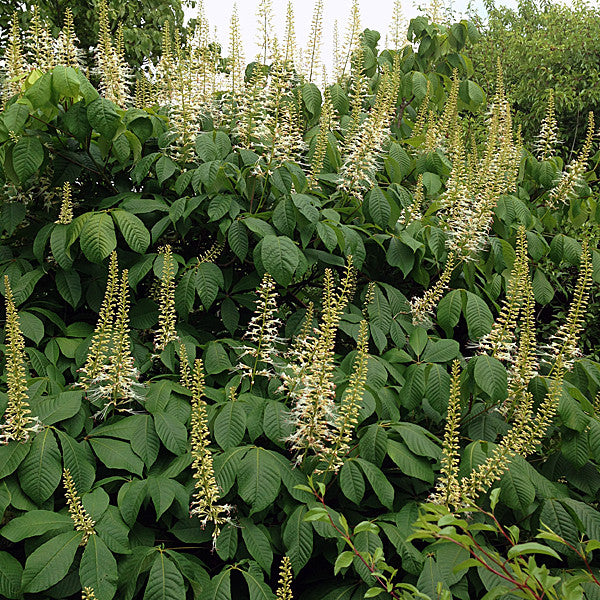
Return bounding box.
[3,12,26,102]
[56,181,74,224]
[95,0,130,107]
[82,588,97,600]
[80,252,119,386]
[318,319,369,474]
[229,4,245,94]
[410,252,458,326]
[547,239,593,374]
[412,80,431,138]
[189,359,232,545]
[338,56,401,197]
[80,254,141,418]
[63,468,95,545]
[56,7,81,69]
[154,245,178,351]
[305,0,324,83]
[431,360,462,508]
[535,90,560,160]
[0,276,39,444]
[237,273,282,385]
[276,556,294,600]
[479,226,529,360]
[285,258,356,463]
[548,111,595,208]
[309,88,333,187]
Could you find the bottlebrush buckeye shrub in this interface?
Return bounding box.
[0,3,599,599]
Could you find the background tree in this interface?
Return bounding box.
[467,0,600,154]
[0,0,187,68]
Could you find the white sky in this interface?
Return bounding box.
[185,0,519,73]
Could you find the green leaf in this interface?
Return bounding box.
[365,186,391,228]
[13,136,44,183]
[334,551,354,575]
[0,510,72,542]
[0,550,22,600]
[50,223,73,269]
[156,156,177,185]
[195,262,223,309]
[203,342,232,375]
[273,197,296,237]
[207,569,231,600]
[2,103,29,133]
[340,460,365,504]
[228,220,248,261]
[473,355,507,401]
[532,268,554,305]
[422,339,460,363]
[146,476,185,519]
[57,431,95,493]
[356,458,394,509]
[118,479,147,526]
[499,458,536,511]
[89,438,144,476]
[112,210,150,254]
[329,83,349,114]
[411,71,428,101]
[387,439,433,483]
[153,412,188,455]
[131,415,160,467]
[80,534,118,600]
[262,401,292,445]
[506,542,560,560]
[282,505,313,575]
[33,391,82,425]
[87,97,120,139]
[21,530,83,593]
[464,292,493,339]
[0,440,30,479]
[302,83,322,116]
[80,213,117,263]
[55,269,81,307]
[242,568,276,600]
[216,523,238,560]
[240,518,273,573]
[238,448,281,513]
[143,552,185,600]
[261,235,299,287]
[51,66,80,97]
[18,428,62,505]
[214,402,247,450]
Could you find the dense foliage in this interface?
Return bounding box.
[468,0,600,151]
[0,2,600,599]
[0,0,185,68]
